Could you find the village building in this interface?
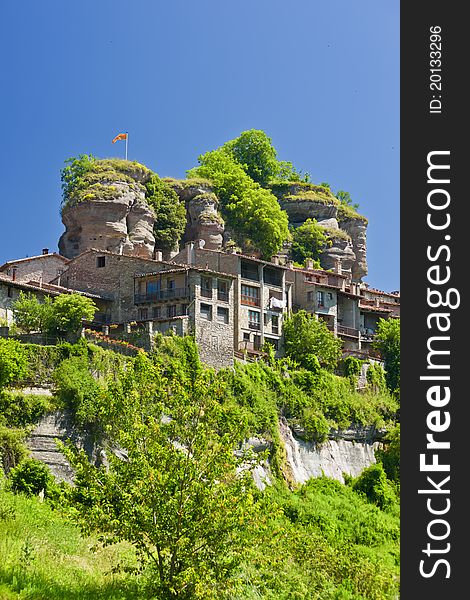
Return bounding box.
[0,249,68,285]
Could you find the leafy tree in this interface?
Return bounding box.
[48,294,97,334]
[373,318,400,397]
[189,149,290,258]
[336,190,360,210]
[64,349,258,599]
[223,129,279,186]
[12,292,54,333]
[145,174,187,253]
[0,339,28,389]
[290,218,329,265]
[352,463,397,511]
[283,310,342,371]
[9,457,55,497]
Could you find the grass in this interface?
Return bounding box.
[0,487,145,599]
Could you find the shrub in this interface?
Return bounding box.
[352,463,397,511]
[0,391,51,428]
[290,218,329,265]
[9,458,55,497]
[145,174,186,252]
[0,426,28,473]
[0,338,29,389]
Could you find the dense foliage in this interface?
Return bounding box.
[283,310,342,371]
[188,148,290,258]
[145,174,187,253]
[374,318,400,397]
[0,335,400,599]
[0,339,29,389]
[290,218,330,265]
[12,292,97,335]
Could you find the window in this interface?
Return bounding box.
[241,261,259,281]
[167,305,177,318]
[217,279,229,301]
[217,306,229,324]
[272,315,279,335]
[264,313,268,326]
[7,286,12,298]
[180,304,188,316]
[138,307,148,320]
[147,280,159,294]
[264,337,279,351]
[241,284,260,307]
[307,291,314,302]
[96,256,106,268]
[152,306,161,319]
[328,292,333,301]
[316,291,325,307]
[264,267,282,287]
[201,276,212,298]
[248,310,261,330]
[200,303,212,320]
[167,279,175,290]
[243,332,250,341]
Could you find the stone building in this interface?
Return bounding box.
[0,249,68,285]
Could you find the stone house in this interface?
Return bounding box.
[171,242,292,356]
[0,249,69,285]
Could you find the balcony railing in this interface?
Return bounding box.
[134,288,189,304]
[241,295,260,307]
[248,321,261,330]
[337,324,360,338]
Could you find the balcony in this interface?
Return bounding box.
[134,288,189,304]
[337,324,360,338]
[241,295,261,307]
[248,321,261,330]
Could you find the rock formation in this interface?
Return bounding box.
[272,183,368,281]
[59,173,156,260]
[164,179,225,251]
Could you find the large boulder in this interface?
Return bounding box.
[59,181,156,259]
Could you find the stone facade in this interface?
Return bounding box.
[0,252,68,285]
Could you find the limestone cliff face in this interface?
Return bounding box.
[59,181,156,259]
[165,180,225,251]
[272,183,368,281]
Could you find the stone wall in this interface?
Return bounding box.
[0,254,68,284]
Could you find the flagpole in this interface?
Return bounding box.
[125,132,128,160]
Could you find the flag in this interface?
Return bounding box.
[112,132,128,143]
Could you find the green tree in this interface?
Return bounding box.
[376,424,400,485]
[60,154,96,206]
[145,174,187,253]
[189,149,290,258]
[352,463,397,511]
[283,310,342,371]
[290,218,329,265]
[335,190,360,210]
[223,129,280,187]
[12,292,54,333]
[9,457,55,497]
[373,318,400,397]
[64,350,258,599]
[49,294,97,334]
[0,339,28,389]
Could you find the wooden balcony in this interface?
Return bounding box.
[134,288,189,304]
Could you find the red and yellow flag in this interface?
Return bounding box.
[112,132,128,143]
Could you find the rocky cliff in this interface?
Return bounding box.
[59,163,156,259]
[271,182,368,280]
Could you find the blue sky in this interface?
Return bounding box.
[0,0,399,292]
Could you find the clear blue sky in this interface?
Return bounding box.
[0,0,399,292]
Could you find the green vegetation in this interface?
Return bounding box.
[374,318,400,398]
[0,333,399,598]
[145,174,187,253]
[188,147,290,259]
[283,310,342,371]
[290,219,330,265]
[0,339,29,390]
[12,291,97,335]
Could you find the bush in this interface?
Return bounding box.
[0,338,29,389]
[0,426,28,473]
[0,390,51,428]
[9,458,55,497]
[352,463,397,511]
[290,218,329,265]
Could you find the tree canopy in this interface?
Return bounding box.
[290,218,329,266]
[373,318,400,397]
[64,349,259,598]
[283,310,342,371]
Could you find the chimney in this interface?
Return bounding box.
[305,258,314,270]
[271,255,279,265]
[154,249,163,262]
[334,258,342,275]
[186,241,195,265]
[42,248,49,255]
[11,267,17,281]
